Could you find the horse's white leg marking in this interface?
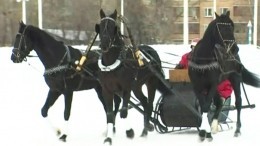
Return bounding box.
[200,112,211,133]
[44,117,69,139]
[107,123,114,138]
[60,121,69,136]
[211,119,219,134]
[44,117,59,135]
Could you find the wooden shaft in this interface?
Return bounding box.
[76,32,98,71]
[119,15,144,66]
[76,56,87,71]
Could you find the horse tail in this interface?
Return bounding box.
[242,67,260,87]
[139,45,165,76]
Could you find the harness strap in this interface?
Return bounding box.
[188,60,219,71]
[43,45,72,75]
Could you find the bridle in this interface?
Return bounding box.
[98,17,127,71]
[100,17,120,52]
[216,22,236,53]
[12,25,73,76]
[12,25,30,62]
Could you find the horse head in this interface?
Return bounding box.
[11,21,33,63]
[212,11,236,53]
[96,9,120,53]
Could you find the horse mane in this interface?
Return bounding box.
[26,25,64,48]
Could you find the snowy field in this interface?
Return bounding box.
[1,45,260,146]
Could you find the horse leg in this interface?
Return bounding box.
[103,90,116,146]
[231,78,242,137]
[132,83,156,137]
[58,90,73,142]
[41,90,63,137]
[95,86,121,134]
[41,89,61,118]
[195,90,214,142]
[113,94,121,133]
[94,85,106,112]
[120,91,134,139]
[211,93,224,134]
[146,80,157,132]
[132,87,148,137]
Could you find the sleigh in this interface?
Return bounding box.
[129,69,255,133]
[152,69,256,133]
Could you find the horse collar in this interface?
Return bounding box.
[98,55,121,72]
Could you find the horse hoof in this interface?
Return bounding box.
[206,133,213,142]
[56,129,61,136]
[104,137,112,145]
[41,108,48,117]
[198,130,206,142]
[199,130,213,142]
[59,134,67,142]
[126,129,134,138]
[234,131,241,137]
[120,107,128,118]
[147,123,154,132]
[113,126,116,133]
[141,129,148,137]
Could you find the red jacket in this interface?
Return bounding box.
[178,52,190,69]
[178,52,233,99]
[217,79,233,99]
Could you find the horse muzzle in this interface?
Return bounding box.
[11,49,24,63]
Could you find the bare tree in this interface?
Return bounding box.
[0,0,20,46]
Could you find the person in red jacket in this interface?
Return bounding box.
[175,39,197,69]
[217,79,233,100]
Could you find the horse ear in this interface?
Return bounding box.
[226,11,230,17]
[95,24,100,33]
[19,20,26,28]
[111,9,117,20]
[100,9,106,18]
[215,12,220,19]
[19,20,24,25]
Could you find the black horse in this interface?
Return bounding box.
[95,9,164,145]
[188,11,260,141]
[10,21,121,142]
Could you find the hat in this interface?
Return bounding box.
[191,38,200,46]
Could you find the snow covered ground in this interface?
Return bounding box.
[0,45,260,146]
